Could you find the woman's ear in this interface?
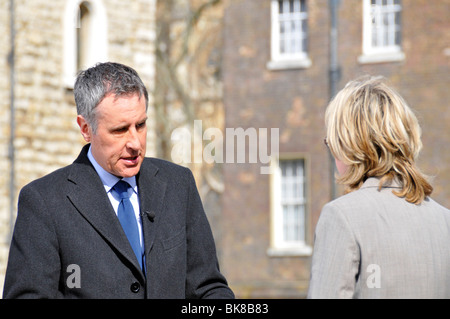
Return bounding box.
[335,158,349,176]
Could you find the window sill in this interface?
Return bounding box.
[266,57,312,71]
[267,245,312,257]
[63,74,75,89]
[358,51,405,64]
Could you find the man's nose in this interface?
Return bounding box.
[126,128,141,150]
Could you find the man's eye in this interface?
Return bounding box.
[113,127,127,133]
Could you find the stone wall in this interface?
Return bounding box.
[0,0,11,295]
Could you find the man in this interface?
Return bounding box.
[3,62,234,299]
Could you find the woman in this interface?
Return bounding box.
[307,76,450,298]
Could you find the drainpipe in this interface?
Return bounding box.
[328,0,341,200]
[8,0,16,243]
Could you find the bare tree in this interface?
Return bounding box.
[153,0,224,195]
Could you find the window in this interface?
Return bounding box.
[268,157,311,256]
[267,0,311,70]
[359,0,405,64]
[63,0,108,88]
[77,2,92,72]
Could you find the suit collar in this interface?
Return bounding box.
[136,158,167,255]
[361,176,402,189]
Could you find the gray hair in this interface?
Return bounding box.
[74,62,149,133]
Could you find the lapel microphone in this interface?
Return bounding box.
[141,211,156,222]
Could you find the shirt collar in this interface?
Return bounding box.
[87,145,137,194]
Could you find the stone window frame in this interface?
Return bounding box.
[358,0,405,64]
[268,154,312,257]
[63,0,108,88]
[267,0,312,70]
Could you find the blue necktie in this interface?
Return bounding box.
[112,180,143,271]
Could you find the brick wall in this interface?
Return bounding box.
[338,0,450,207]
[222,0,449,298]
[222,0,332,298]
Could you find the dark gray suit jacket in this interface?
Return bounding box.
[3,145,234,299]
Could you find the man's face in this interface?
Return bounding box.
[77,93,147,178]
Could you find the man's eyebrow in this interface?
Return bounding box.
[110,117,147,131]
[139,117,148,123]
[110,123,129,131]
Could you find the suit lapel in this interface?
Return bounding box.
[137,159,167,257]
[66,145,145,280]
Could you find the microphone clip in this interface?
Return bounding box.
[141,211,155,222]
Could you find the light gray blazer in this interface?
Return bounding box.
[307,177,450,299]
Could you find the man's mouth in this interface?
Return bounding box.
[121,156,139,165]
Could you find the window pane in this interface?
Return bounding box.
[297,205,305,241]
[292,205,299,241]
[368,0,402,49]
[395,30,401,45]
[283,0,289,14]
[279,159,306,245]
[302,19,308,33]
[293,0,300,12]
[383,27,389,46]
[77,3,91,71]
[395,11,401,26]
[291,20,296,33]
[300,0,306,12]
[383,13,389,27]
[276,0,308,56]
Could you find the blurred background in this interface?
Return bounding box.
[0,0,448,298]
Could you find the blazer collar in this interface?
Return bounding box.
[361,176,402,189]
[136,158,168,256]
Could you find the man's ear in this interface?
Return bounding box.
[77,115,92,142]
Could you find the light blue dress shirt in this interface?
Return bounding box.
[87,147,144,252]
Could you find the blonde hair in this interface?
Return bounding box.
[325,76,432,204]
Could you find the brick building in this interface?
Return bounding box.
[221,0,449,298]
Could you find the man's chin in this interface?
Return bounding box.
[116,163,142,178]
